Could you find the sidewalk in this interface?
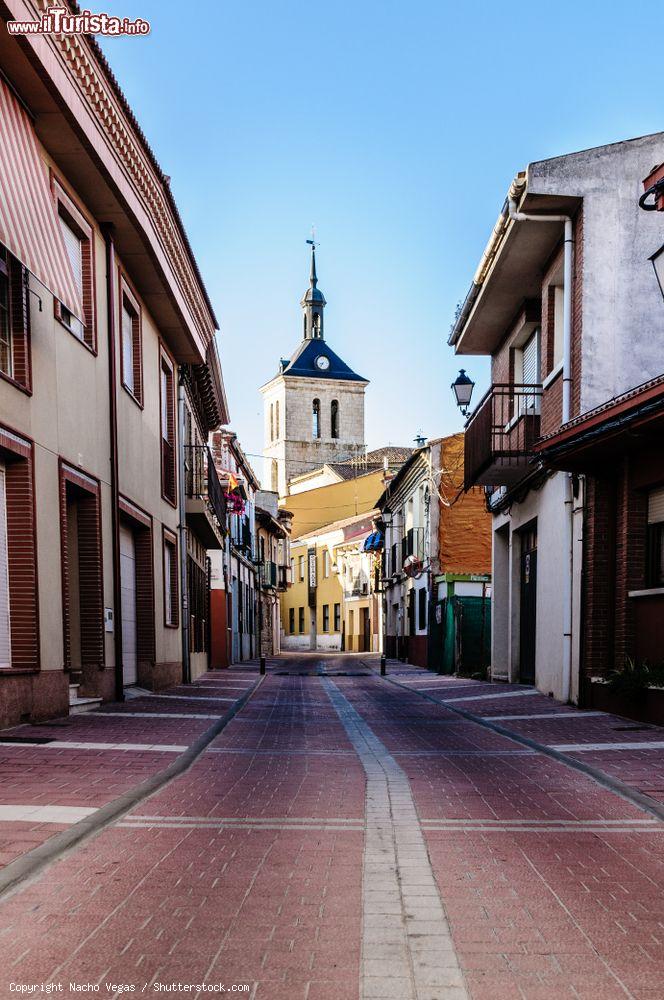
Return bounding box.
[0,665,264,872]
[374,659,664,809]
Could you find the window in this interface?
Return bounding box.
[298,555,305,581]
[289,607,295,634]
[270,403,274,442]
[418,588,427,631]
[160,353,176,503]
[515,329,541,415]
[312,398,321,439]
[313,312,321,337]
[552,286,564,369]
[647,487,664,588]
[331,399,339,439]
[54,181,95,351]
[322,604,330,632]
[275,400,280,439]
[334,603,341,632]
[322,549,330,578]
[163,531,178,626]
[120,280,142,404]
[0,246,30,391]
[298,606,305,633]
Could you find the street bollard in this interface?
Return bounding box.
[260,657,266,675]
[380,654,386,676]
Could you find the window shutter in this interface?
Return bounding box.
[0,468,12,667]
[122,305,134,394]
[522,332,539,385]
[648,487,664,525]
[59,216,83,294]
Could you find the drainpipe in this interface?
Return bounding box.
[508,191,575,703]
[177,370,191,684]
[101,224,124,703]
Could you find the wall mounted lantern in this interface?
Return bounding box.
[451,369,475,416]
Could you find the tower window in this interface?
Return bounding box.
[331,399,339,439]
[270,403,274,442]
[312,398,321,439]
[313,312,321,338]
[275,400,280,439]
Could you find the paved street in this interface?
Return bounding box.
[0,655,663,999]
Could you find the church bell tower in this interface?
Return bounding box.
[260,243,369,497]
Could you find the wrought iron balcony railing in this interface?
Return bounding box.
[464,383,543,490]
[184,444,227,535]
[259,560,278,589]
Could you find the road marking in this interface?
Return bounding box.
[0,805,98,823]
[119,819,363,831]
[322,678,468,1000]
[126,814,364,825]
[438,689,541,703]
[484,711,606,721]
[2,740,187,752]
[205,748,356,756]
[94,711,221,720]
[138,694,237,703]
[550,741,664,752]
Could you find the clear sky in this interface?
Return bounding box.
[99,0,661,468]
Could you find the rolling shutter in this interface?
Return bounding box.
[648,487,664,525]
[59,215,83,295]
[522,332,539,385]
[0,467,11,668]
[122,304,134,394]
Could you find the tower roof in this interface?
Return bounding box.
[301,244,326,306]
[280,339,368,382]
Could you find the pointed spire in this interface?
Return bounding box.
[310,244,318,287]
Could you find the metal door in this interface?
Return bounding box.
[519,524,537,685]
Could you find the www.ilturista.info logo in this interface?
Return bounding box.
[6,5,150,36]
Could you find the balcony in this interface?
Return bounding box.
[464,384,543,490]
[259,560,278,589]
[278,564,292,590]
[184,445,227,549]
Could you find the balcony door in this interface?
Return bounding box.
[519,523,537,685]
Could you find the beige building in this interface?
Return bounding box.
[260,246,368,497]
[0,13,227,726]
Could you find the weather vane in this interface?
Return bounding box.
[306,225,318,249]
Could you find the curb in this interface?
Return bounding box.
[0,675,265,902]
[377,671,664,823]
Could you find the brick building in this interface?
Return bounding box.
[379,434,491,670]
[450,134,664,702]
[0,4,227,726]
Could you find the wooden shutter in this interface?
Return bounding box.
[0,467,11,667]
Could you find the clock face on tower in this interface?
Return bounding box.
[315,355,330,371]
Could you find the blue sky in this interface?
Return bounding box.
[99,0,660,465]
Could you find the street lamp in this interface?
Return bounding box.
[649,243,664,304]
[451,369,475,416]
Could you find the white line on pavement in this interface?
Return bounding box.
[94,711,221,720]
[0,804,99,823]
[3,740,187,752]
[484,712,606,721]
[550,741,664,752]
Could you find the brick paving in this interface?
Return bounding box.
[0,653,662,998]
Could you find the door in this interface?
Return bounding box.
[0,468,10,668]
[361,607,370,652]
[120,524,137,685]
[519,524,537,685]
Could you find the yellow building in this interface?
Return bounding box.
[281,510,381,652]
[283,467,386,538]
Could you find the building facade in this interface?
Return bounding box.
[209,431,259,666]
[255,490,293,657]
[0,15,227,726]
[281,511,381,653]
[260,247,368,497]
[450,133,664,702]
[380,435,491,671]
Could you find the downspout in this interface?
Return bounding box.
[101,224,124,702]
[508,190,575,703]
[177,370,191,684]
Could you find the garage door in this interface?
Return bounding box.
[120,524,137,685]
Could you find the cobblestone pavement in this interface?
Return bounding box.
[0,654,663,999]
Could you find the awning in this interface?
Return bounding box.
[363,531,384,552]
[0,77,83,320]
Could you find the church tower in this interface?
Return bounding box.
[260,244,368,497]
